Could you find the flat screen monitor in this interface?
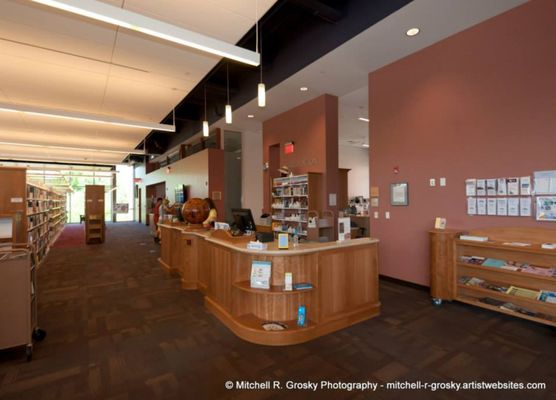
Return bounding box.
[231,208,256,233]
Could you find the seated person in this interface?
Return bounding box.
[202,198,218,228]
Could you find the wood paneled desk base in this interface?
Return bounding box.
[158,223,380,345]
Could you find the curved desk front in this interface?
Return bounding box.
[158,223,380,345]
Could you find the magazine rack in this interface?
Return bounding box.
[430,227,556,327]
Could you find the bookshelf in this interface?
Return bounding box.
[430,227,556,327]
[0,167,66,261]
[271,173,322,238]
[85,185,105,244]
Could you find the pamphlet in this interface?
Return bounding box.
[477,198,487,215]
[467,197,477,215]
[487,198,497,215]
[534,170,556,195]
[497,178,507,196]
[337,217,351,241]
[507,198,519,216]
[434,217,446,229]
[520,176,531,195]
[520,197,532,217]
[476,179,486,196]
[250,260,272,289]
[465,179,477,196]
[507,178,519,196]
[486,179,497,196]
[497,198,508,216]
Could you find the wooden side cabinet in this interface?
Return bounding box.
[429,229,461,302]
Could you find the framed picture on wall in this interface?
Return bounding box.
[536,196,556,222]
[391,183,409,206]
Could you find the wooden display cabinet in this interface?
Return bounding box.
[430,227,556,327]
[85,185,105,244]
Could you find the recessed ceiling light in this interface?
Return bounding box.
[358,117,370,122]
[300,86,308,92]
[406,27,420,37]
[247,114,254,119]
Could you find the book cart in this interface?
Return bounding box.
[430,227,556,327]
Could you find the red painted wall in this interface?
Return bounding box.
[369,0,556,285]
[263,94,339,219]
[208,148,225,220]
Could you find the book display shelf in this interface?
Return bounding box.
[430,227,556,327]
[85,185,105,244]
[271,173,322,238]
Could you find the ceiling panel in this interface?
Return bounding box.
[0,0,278,164]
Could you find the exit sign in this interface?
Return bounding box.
[284,141,294,154]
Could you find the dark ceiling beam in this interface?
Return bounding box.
[288,0,343,23]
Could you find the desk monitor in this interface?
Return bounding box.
[231,208,256,233]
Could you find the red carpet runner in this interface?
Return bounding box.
[51,223,85,249]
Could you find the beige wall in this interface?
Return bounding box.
[136,150,209,223]
[338,145,369,198]
[241,131,264,223]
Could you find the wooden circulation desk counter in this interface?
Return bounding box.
[158,223,380,345]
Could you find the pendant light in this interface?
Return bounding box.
[225,63,232,124]
[256,1,266,108]
[203,86,209,137]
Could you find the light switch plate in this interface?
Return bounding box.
[373,212,379,219]
[385,211,390,219]
[440,177,446,186]
[429,178,436,187]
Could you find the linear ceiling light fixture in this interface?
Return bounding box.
[0,140,146,155]
[30,0,260,66]
[225,63,232,124]
[0,102,175,132]
[358,117,370,122]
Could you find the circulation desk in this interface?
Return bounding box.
[158,223,380,345]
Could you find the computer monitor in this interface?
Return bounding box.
[231,208,256,233]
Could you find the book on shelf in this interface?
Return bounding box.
[505,286,541,300]
[293,282,313,290]
[478,297,506,307]
[481,258,506,268]
[459,235,489,242]
[460,256,486,265]
[539,291,556,304]
[461,276,507,292]
[499,302,538,317]
[520,265,555,277]
[541,243,556,250]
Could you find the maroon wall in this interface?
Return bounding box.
[369,0,556,285]
[208,148,225,220]
[263,94,339,219]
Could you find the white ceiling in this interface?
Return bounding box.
[0,0,276,164]
[211,0,527,148]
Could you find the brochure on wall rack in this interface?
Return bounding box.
[487,198,497,215]
[534,170,556,195]
[507,198,519,216]
[476,179,486,196]
[507,178,519,196]
[486,179,497,196]
[477,198,487,215]
[467,197,477,215]
[497,198,508,216]
[520,176,532,195]
[497,178,507,196]
[465,179,477,196]
[520,197,532,216]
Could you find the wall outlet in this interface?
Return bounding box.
[373,211,379,219]
[429,178,436,187]
[440,177,446,186]
[385,211,390,219]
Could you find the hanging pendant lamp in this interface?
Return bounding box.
[256,1,266,108]
[203,86,209,137]
[225,63,232,124]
